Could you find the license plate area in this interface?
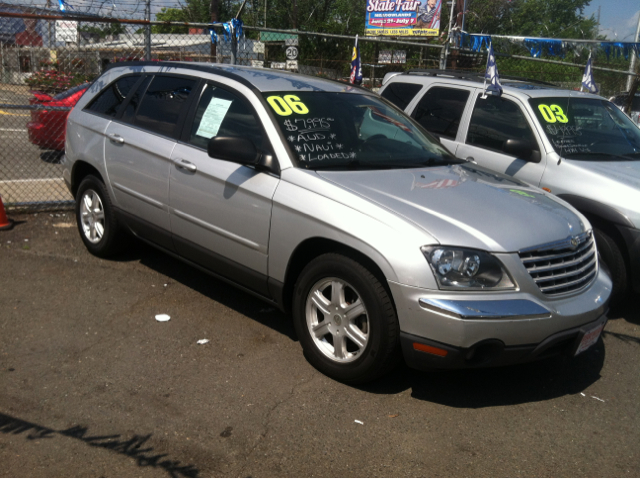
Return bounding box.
[574,323,605,356]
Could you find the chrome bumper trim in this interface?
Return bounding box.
[418,298,552,320]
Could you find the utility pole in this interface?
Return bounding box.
[230,0,248,65]
[440,0,457,69]
[210,0,219,61]
[626,10,640,92]
[144,0,151,60]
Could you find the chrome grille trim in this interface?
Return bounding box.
[519,231,597,295]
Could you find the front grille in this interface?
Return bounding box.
[519,231,597,295]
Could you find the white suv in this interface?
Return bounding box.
[380,70,640,302]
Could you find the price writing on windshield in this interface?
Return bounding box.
[538,104,568,124]
[267,95,309,116]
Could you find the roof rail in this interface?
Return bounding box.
[402,69,556,87]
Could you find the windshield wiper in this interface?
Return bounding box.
[563,151,640,161]
[310,158,458,171]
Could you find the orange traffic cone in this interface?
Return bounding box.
[0,195,14,231]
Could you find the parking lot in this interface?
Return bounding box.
[1,212,639,477]
[0,84,71,206]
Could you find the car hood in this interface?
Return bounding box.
[567,159,640,190]
[317,164,587,252]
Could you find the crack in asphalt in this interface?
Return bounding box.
[236,372,321,476]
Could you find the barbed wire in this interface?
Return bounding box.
[0,0,185,19]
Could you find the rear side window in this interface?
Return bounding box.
[411,87,470,139]
[467,95,537,153]
[380,82,422,110]
[121,76,152,124]
[188,84,263,151]
[86,75,140,117]
[133,76,196,137]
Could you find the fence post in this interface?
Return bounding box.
[230,31,237,64]
[626,12,640,92]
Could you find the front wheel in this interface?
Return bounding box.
[593,227,627,302]
[292,253,400,384]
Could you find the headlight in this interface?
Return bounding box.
[421,246,516,290]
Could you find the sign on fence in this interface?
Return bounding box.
[55,20,77,43]
[378,50,407,64]
[286,46,298,60]
[365,0,441,37]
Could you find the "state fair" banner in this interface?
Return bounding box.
[365,0,442,37]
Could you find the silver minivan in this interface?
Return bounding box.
[63,62,611,383]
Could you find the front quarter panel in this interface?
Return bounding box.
[269,168,440,290]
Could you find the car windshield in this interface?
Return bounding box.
[263,91,459,170]
[529,96,640,160]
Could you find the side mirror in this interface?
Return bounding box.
[503,138,541,163]
[208,136,260,165]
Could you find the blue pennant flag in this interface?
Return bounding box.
[209,28,218,45]
[350,35,363,86]
[58,0,72,11]
[483,43,502,96]
[222,22,232,42]
[581,52,598,93]
[231,18,243,40]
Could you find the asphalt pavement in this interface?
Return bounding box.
[1,212,639,477]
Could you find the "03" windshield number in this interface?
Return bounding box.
[538,104,568,124]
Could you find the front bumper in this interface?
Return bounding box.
[401,313,607,370]
[389,266,611,369]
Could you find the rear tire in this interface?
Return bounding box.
[594,227,627,303]
[75,175,125,258]
[292,253,401,384]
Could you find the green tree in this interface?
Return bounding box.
[463,0,598,39]
[153,0,244,33]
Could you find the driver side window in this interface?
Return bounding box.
[188,84,263,151]
[467,95,537,154]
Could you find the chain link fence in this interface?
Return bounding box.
[0,8,637,211]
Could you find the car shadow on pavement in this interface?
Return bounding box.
[39,151,64,163]
[359,340,606,408]
[0,411,199,477]
[112,240,297,341]
[610,297,640,325]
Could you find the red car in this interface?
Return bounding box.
[27,82,91,151]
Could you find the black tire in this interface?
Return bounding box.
[75,175,125,258]
[292,253,401,384]
[594,227,628,302]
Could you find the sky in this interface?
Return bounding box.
[584,0,640,41]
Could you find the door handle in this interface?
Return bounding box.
[175,158,197,173]
[108,133,125,144]
[466,156,477,164]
